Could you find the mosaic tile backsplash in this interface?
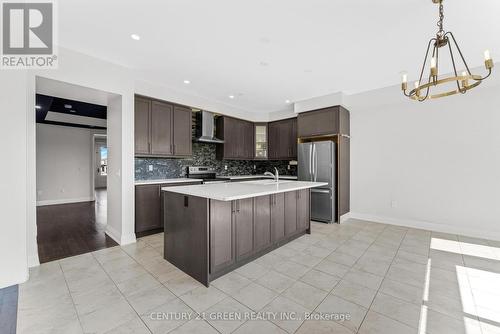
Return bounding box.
[135,143,296,180]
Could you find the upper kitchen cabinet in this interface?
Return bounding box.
[297,106,350,138]
[268,118,297,160]
[172,105,193,156]
[254,123,268,159]
[134,96,192,158]
[216,116,254,160]
[134,97,151,155]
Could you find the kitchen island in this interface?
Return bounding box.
[162,180,327,286]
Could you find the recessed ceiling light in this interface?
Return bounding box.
[64,104,72,109]
[130,34,141,41]
[35,105,41,109]
[183,80,190,84]
[285,100,291,104]
[229,95,235,99]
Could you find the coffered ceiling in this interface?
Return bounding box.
[58,0,500,113]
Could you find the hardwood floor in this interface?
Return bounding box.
[36,189,118,263]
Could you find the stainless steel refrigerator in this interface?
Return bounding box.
[298,141,336,223]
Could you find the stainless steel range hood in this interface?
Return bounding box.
[195,110,224,144]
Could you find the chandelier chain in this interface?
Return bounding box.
[437,1,445,38]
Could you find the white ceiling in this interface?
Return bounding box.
[58,0,500,113]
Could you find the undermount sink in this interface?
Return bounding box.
[245,180,295,185]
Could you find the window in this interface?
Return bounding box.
[99,146,108,176]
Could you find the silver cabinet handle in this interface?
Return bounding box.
[311,188,330,194]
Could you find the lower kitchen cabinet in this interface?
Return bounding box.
[234,198,254,261]
[271,193,285,242]
[284,191,298,236]
[135,185,161,233]
[210,200,235,273]
[297,189,310,232]
[254,195,272,252]
[208,190,309,277]
[135,181,202,234]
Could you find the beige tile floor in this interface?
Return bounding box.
[16,219,500,334]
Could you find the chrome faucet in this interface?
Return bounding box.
[264,167,280,182]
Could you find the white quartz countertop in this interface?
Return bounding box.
[161,180,327,201]
[135,178,203,185]
[225,175,298,180]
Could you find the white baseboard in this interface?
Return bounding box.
[105,225,137,245]
[339,212,351,224]
[349,212,500,242]
[27,254,40,268]
[36,196,94,206]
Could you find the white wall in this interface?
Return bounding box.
[36,124,105,205]
[0,72,29,288]
[346,82,500,241]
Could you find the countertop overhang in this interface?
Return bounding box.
[161,181,328,201]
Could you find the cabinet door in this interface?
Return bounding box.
[254,195,271,252]
[271,193,285,242]
[210,200,234,274]
[173,105,192,156]
[234,198,254,260]
[338,136,350,219]
[151,101,173,155]
[297,189,310,231]
[134,97,151,155]
[278,121,290,159]
[268,122,279,159]
[135,185,161,232]
[298,107,339,137]
[284,191,298,236]
[224,117,238,159]
[245,121,255,159]
[290,118,297,158]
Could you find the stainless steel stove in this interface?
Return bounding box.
[186,166,230,184]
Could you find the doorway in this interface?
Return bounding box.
[35,92,117,263]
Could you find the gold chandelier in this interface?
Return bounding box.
[401,0,494,101]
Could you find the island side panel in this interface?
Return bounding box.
[164,192,209,286]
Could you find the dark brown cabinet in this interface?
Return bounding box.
[210,200,235,273]
[254,195,272,252]
[134,98,151,155]
[135,184,161,233]
[268,118,297,160]
[151,101,173,155]
[134,96,192,157]
[270,193,285,243]
[338,135,350,218]
[297,106,350,138]
[234,198,254,261]
[297,189,310,232]
[173,106,193,156]
[216,116,254,160]
[135,181,202,233]
[284,191,298,236]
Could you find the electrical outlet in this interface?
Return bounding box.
[224,165,228,170]
[287,165,291,170]
[253,165,256,170]
[391,200,397,208]
[148,165,154,172]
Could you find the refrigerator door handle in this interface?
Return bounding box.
[313,143,317,182]
[309,144,312,180]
